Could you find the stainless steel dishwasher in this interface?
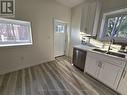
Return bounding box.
[72,47,87,71]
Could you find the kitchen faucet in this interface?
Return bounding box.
[106,39,115,53]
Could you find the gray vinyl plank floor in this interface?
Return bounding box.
[0,56,119,95]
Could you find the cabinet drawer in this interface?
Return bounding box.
[88,51,126,68]
[87,51,102,60]
[101,55,126,68]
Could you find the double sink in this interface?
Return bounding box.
[92,48,126,58]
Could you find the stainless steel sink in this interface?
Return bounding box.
[92,48,107,53]
[106,52,125,58]
[92,48,126,58]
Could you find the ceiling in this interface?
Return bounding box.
[55,0,85,8]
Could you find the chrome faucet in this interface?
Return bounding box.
[107,39,115,53]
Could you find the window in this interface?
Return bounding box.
[105,15,127,38]
[0,18,32,47]
[56,24,65,33]
[99,8,127,44]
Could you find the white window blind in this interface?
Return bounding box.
[0,18,32,47]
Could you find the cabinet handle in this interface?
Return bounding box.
[98,62,100,67]
[123,71,127,79]
[98,61,102,68]
[100,62,102,68]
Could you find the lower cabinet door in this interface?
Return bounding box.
[98,61,123,90]
[117,70,127,95]
[85,55,99,78]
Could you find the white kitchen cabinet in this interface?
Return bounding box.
[85,51,125,90]
[85,53,100,78]
[117,69,127,95]
[80,0,101,36]
[98,60,123,89]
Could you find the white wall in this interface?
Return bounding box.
[0,0,71,74]
[69,4,82,57]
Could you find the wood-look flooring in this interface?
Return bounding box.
[0,56,119,95]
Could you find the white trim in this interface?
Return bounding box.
[0,43,32,47]
[103,8,127,16]
[0,17,30,24]
[54,18,70,24]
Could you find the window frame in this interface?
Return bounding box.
[99,8,127,43]
[0,18,33,47]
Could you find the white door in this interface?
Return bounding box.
[117,70,127,95]
[85,52,100,78]
[54,20,66,57]
[98,61,122,89]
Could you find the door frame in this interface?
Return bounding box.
[53,18,70,58]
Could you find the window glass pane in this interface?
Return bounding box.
[0,23,14,42]
[13,24,30,42]
[105,15,127,39]
[117,16,127,38]
[56,24,65,33]
[106,17,117,37]
[0,18,32,47]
